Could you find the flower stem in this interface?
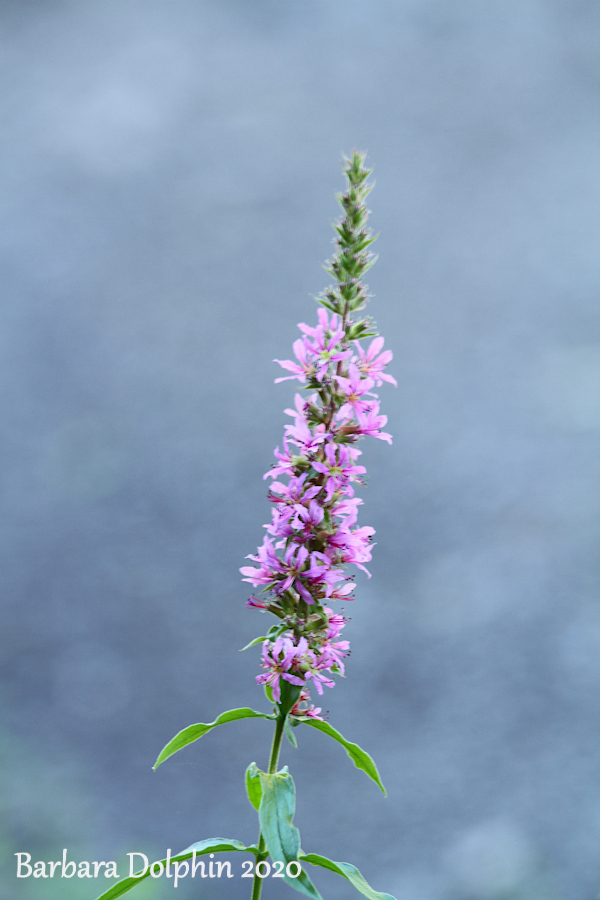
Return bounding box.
[267,714,285,774]
[250,714,285,900]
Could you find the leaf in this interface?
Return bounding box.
[278,679,302,717]
[240,635,269,651]
[316,297,339,313]
[284,715,298,748]
[264,682,275,704]
[94,839,257,900]
[300,719,386,795]
[300,853,396,900]
[258,769,322,899]
[240,622,286,651]
[153,708,274,769]
[245,762,263,810]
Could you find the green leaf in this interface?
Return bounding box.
[284,714,298,748]
[316,297,340,313]
[300,719,386,795]
[278,679,302,718]
[245,762,263,810]
[258,769,322,899]
[240,622,286,651]
[153,708,274,769]
[94,839,258,900]
[300,853,396,900]
[264,682,275,704]
[240,635,269,651]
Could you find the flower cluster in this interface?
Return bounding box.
[254,607,350,706]
[240,153,395,716]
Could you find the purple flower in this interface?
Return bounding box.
[355,402,393,443]
[315,639,350,677]
[245,595,270,610]
[269,473,321,511]
[285,412,327,455]
[297,309,353,381]
[263,436,299,481]
[324,608,347,641]
[273,338,317,384]
[275,543,310,594]
[324,523,375,576]
[264,506,296,542]
[327,581,356,601]
[256,635,308,702]
[335,363,377,418]
[329,495,363,524]
[312,443,367,501]
[290,689,323,721]
[293,498,325,534]
[303,668,335,696]
[353,336,397,387]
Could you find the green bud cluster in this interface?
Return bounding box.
[318,151,378,341]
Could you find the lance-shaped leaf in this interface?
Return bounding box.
[94,838,257,900]
[264,682,275,704]
[258,768,322,899]
[284,714,298,748]
[300,853,397,900]
[240,634,270,651]
[245,762,263,810]
[153,708,274,769]
[278,679,302,717]
[299,719,386,795]
[240,622,287,651]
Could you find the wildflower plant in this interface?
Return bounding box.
[96,153,397,900]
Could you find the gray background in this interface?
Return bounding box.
[1,1,599,899]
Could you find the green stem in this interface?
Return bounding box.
[250,714,285,900]
[267,714,285,774]
[250,834,267,900]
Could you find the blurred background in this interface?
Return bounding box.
[1,1,599,898]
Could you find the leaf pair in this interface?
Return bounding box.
[154,706,386,796]
[146,709,391,900]
[93,835,396,900]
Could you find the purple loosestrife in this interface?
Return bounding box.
[97,152,397,900]
[241,152,396,716]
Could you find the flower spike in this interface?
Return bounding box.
[242,152,396,709]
